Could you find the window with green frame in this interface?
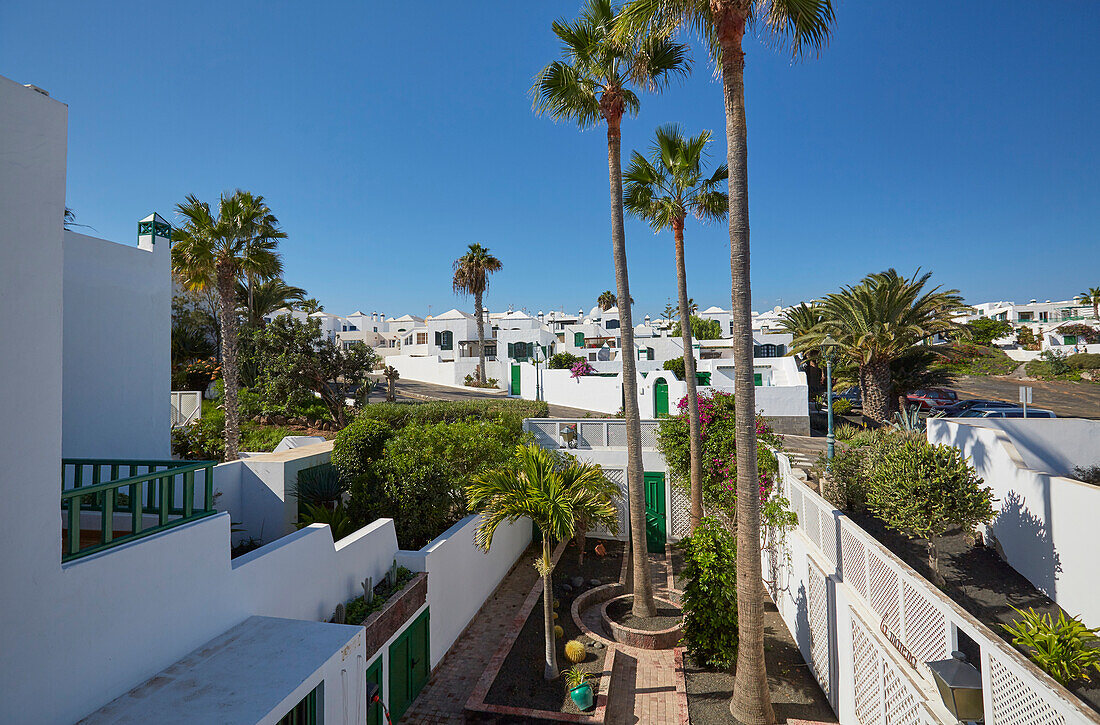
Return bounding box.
[1064,335,1077,345]
[276,683,321,725]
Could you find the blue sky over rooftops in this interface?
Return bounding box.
[2,1,1098,317]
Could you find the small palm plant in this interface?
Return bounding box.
[1002,607,1100,686]
[467,446,619,680]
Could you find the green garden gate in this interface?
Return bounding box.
[388,608,430,721]
[644,472,666,553]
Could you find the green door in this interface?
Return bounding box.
[389,609,430,722]
[653,379,669,417]
[644,472,666,553]
[575,331,585,347]
[366,657,383,725]
[511,364,521,396]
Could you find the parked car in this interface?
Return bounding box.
[939,399,1020,417]
[833,387,862,408]
[905,388,959,411]
[957,407,1057,418]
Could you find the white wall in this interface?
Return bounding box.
[928,419,1100,627]
[62,228,171,458]
[396,514,531,667]
[389,353,507,390]
[234,518,400,623]
[0,75,72,725]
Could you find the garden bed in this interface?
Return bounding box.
[683,592,837,725]
[470,538,623,722]
[850,510,1100,713]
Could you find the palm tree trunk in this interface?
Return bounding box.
[576,518,588,567]
[673,219,704,530]
[861,359,892,423]
[475,289,487,384]
[607,110,656,618]
[718,10,776,724]
[216,264,241,461]
[542,535,559,680]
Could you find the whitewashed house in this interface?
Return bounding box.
[1,76,532,725]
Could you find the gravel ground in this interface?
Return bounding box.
[683,593,837,725]
[851,512,1100,713]
[484,539,623,715]
[606,597,682,631]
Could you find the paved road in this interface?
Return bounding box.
[371,376,599,418]
[948,375,1100,419]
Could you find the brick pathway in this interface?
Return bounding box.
[403,547,687,725]
[400,547,539,724]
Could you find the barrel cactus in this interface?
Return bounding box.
[564,639,587,663]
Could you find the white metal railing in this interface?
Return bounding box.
[523,418,659,449]
[170,391,202,427]
[767,448,1100,725]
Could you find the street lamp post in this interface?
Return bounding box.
[532,343,544,403]
[822,335,838,463]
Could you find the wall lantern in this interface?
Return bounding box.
[926,651,984,723]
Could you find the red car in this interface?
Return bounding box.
[906,388,959,411]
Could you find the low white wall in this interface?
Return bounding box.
[214,441,334,544]
[396,514,532,667]
[389,354,506,390]
[234,518,400,623]
[1005,348,1041,362]
[519,366,625,413]
[928,419,1100,627]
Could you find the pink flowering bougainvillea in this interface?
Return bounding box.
[570,360,596,378]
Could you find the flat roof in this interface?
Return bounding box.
[79,616,361,724]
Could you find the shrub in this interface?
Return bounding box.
[570,360,596,378]
[671,316,722,341]
[963,318,1013,346]
[355,399,548,438]
[1001,607,1100,685]
[332,418,392,482]
[656,390,782,512]
[298,501,358,541]
[834,422,861,442]
[291,463,345,509]
[680,517,738,668]
[1074,466,1100,485]
[937,343,1017,376]
[663,357,686,380]
[382,420,517,489]
[864,438,995,579]
[823,447,870,512]
[1067,353,1100,370]
[347,452,463,550]
[831,398,853,416]
[1027,350,1080,381]
[548,352,583,370]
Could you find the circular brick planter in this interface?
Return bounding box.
[599,594,683,650]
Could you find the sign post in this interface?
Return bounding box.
[1019,386,1033,418]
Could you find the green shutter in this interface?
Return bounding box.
[507,342,515,358]
[575,331,585,347]
[754,373,763,386]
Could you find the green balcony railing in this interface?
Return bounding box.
[61,458,217,562]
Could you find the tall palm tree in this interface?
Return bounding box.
[1078,287,1100,320]
[172,191,282,461]
[598,290,618,311]
[791,269,968,423]
[453,243,503,384]
[467,446,619,680]
[624,124,727,531]
[534,0,688,619]
[616,2,835,720]
[237,278,307,326]
[231,192,287,319]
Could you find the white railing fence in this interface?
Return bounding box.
[524,418,659,449]
[753,449,1100,725]
[170,391,202,427]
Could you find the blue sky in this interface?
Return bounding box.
[3,1,1098,319]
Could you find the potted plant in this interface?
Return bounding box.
[565,666,593,710]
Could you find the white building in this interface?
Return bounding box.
[1,76,532,725]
